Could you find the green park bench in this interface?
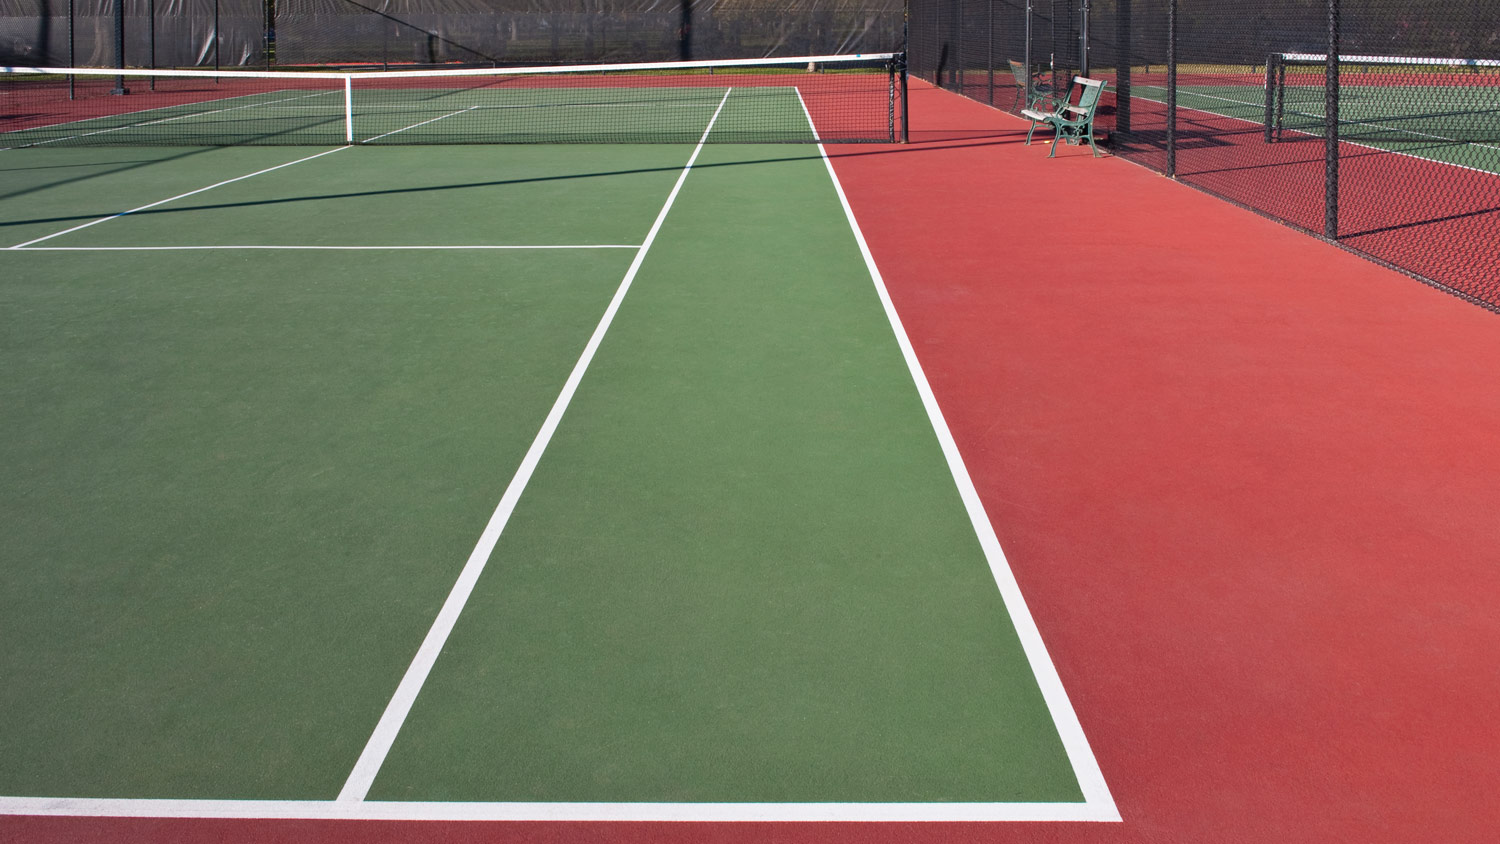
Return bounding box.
[1020,76,1107,158]
[1007,59,1058,110]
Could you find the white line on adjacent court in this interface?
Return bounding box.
[1130,84,1500,176]
[4,146,351,249]
[0,90,341,149]
[363,105,480,142]
[13,244,641,250]
[799,88,1121,823]
[6,91,342,150]
[333,86,735,805]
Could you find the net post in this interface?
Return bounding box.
[1263,52,1276,142]
[1165,0,1176,177]
[1323,0,1339,240]
[344,76,354,144]
[900,52,910,143]
[1275,57,1286,140]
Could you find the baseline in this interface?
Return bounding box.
[0,797,1110,822]
[10,245,642,251]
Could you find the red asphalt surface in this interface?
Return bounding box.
[6,80,1500,844]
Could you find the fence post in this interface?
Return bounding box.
[953,0,962,90]
[112,0,128,94]
[1024,0,1033,105]
[1079,0,1089,77]
[1324,0,1340,239]
[1049,0,1056,90]
[1165,0,1176,176]
[149,0,156,90]
[988,0,995,105]
[902,0,910,142]
[1115,0,1129,132]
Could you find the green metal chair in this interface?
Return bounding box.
[1019,76,1076,144]
[1027,77,1107,158]
[1007,59,1058,111]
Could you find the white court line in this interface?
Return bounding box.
[362,105,479,142]
[333,86,735,805]
[11,244,641,251]
[2,91,340,150]
[798,90,1121,823]
[1130,84,1500,177]
[0,92,1118,824]
[0,797,1112,822]
[4,147,350,249]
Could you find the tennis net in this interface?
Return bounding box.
[1267,53,1500,147]
[1,53,906,147]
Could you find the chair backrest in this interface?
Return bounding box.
[1009,59,1058,94]
[1007,60,1029,87]
[1069,77,1107,117]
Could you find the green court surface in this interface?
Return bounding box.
[0,116,1107,817]
[1130,80,1500,174]
[0,86,817,147]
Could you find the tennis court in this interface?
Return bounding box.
[7,31,1500,844]
[0,70,1113,820]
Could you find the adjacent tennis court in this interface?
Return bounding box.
[0,75,1114,821]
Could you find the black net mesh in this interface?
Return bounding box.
[1,55,903,145]
[5,0,1498,307]
[911,0,1500,312]
[909,0,1079,115]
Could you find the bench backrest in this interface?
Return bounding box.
[1007,59,1029,87]
[1067,77,1107,118]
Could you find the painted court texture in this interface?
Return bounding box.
[4,80,1500,842]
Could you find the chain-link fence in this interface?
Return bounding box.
[3,0,904,70]
[6,0,1496,307]
[1,0,268,68]
[911,0,1500,311]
